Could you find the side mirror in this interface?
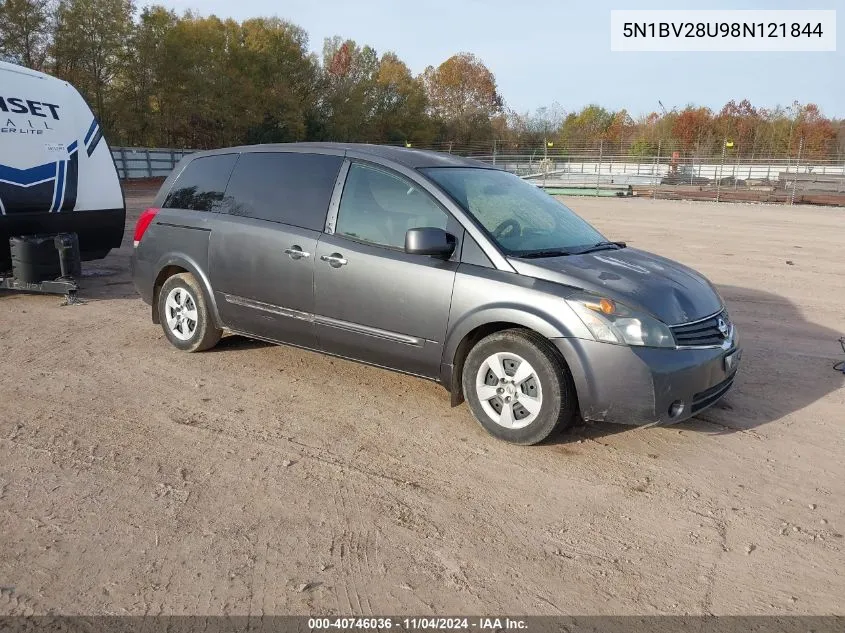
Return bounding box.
[404,227,456,259]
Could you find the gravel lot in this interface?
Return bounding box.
[1,192,844,616]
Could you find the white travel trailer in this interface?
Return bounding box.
[0,61,124,293]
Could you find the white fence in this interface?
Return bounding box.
[113,147,845,195]
[477,155,845,187]
[112,147,196,180]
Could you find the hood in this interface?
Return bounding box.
[509,247,722,325]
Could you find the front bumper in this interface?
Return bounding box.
[552,329,741,426]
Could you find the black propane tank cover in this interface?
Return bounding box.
[10,235,62,284]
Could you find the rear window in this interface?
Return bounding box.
[163,154,238,212]
[223,152,344,231]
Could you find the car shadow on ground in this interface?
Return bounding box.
[676,284,844,436]
[552,284,845,443]
[0,249,136,303]
[11,259,840,443]
[176,282,845,441]
[209,334,273,353]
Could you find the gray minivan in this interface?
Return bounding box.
[131,143,741,445]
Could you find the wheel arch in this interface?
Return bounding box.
[441,306,581,407]
[151,254,221,327]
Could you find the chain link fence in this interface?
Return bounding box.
[113,140,845,206]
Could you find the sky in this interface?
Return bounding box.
[137,0,843,118]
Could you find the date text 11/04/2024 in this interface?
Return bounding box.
[622,22,824,38]
[308,618,528,630]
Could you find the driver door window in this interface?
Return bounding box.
[336,163,448,249]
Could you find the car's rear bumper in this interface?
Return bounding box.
[553,330,741,425]
[129,251,154,305]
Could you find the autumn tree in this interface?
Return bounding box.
[792,103,837,160]
[423,53,502,146]
[628,112,661,156]
[316,37,379,141]
[0,0,53,69]
[671,107,713,154]
[605,109,634,147]
[715,99,760,157]
[4,1,839,157]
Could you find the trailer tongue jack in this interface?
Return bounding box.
[0,233,83,304]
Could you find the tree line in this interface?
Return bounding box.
[1,0,843,160]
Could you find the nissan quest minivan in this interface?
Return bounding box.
[131,143,741,445]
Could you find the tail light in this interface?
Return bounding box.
[134,207,159,247]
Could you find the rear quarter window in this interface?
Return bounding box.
[223,152,344,231]
[163,154,238,212]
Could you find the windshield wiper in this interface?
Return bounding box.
[572,241,626,255]
[514,249,574,259]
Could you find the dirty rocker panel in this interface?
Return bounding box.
[222,293,426,347]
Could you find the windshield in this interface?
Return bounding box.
[421,167,607,256]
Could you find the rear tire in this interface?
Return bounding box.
[462,329,576,445]
[157,273,221,352]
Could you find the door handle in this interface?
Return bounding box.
[320,253,348,267]
[284,246,311,260]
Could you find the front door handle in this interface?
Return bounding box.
[320,253,348,267]
[284,246,311,260]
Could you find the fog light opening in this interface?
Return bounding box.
[668,400,685,419]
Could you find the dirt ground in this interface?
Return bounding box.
[1,193,844,616]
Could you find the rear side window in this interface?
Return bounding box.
[224,152,344,231]
[163,154,238,212]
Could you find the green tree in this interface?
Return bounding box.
[629,138,657,157]
[239,17,320,144]
[370,52,432,144]
[559,105,614,149]
[51,0,134,132]
[0,0,53,70]
[113,5,178,145]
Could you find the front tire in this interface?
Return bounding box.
[462,329,576,445]
[157,273,221,352]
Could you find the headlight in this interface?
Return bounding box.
[566,293,675,348]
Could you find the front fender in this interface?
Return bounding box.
[443,303,587,366]
[152,253,222,327]
[440,268,593,393]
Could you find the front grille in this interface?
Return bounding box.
[692,375,735,413]
[671,311,731,347]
